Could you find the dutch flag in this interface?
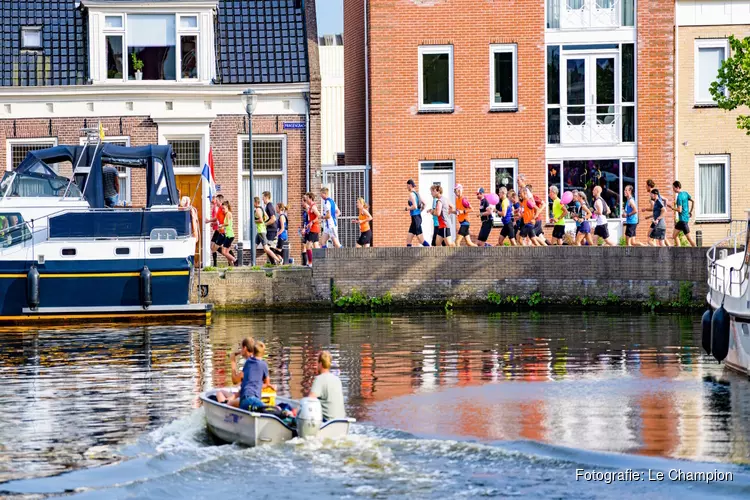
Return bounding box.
[202,147,217,201]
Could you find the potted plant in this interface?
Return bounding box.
[131,52,144,80]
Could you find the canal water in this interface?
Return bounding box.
[1,312,750,499]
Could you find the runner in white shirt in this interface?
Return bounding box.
[319,187,342,248]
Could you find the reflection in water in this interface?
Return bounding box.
[1,312,750,485]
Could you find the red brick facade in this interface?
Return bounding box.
[344,0,367,166]
[346,0,677,246]
[637,0,676,225]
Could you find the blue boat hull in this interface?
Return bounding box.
[0,258,191,316]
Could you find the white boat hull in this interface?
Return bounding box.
[200,389,355,447]
[726,318,750,376]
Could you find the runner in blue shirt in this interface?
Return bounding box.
[670,180,696,247]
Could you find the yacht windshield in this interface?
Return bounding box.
[0,169,81,199]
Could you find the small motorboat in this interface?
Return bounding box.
[200,388,356,447]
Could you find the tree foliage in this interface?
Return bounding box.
[711,35,750,133]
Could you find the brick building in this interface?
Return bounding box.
[676,0,749,245]
[345,0,675,245]
[0,0,321,266]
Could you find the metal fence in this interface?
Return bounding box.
[322,165,370,247]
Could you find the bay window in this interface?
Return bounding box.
[695,155,730,221]
[98,11,204,82]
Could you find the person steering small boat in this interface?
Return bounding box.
[306,351,345,421]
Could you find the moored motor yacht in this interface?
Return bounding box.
[0,129,210,323]
[704,215,750,375]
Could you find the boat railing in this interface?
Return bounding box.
[707,224,748,298]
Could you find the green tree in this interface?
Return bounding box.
[711,35,750,133]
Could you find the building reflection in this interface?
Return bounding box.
[2,312,750,484]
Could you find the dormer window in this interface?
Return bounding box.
[21,27,42,50]
[88,4,214,84]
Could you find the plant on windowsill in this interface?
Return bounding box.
[131,52,144,81]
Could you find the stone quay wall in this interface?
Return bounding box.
[199,247,709,310]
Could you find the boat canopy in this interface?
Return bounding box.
[14,144,179,208]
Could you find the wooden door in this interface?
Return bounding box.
[175,175,203,266]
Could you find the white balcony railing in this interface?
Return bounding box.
[560,104,622,145]
[549,0,633,30]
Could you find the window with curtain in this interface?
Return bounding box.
[242,139,285,241]
[697,156,729,219]
[695,42,727,104]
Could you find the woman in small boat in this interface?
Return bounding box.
[220,201,237,266]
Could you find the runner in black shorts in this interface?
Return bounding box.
[211,230,225,248]
[405,179,428,246]
[476,187,494,246]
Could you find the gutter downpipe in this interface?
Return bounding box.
[365,0,370,168]
[305,91,310,191]
[675,0,679,182]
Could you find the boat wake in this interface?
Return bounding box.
[3,409,750,499]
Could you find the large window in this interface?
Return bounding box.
[547,159,636,219]
[490,44,517,110]
[8,140,56,171]
[695,155,730,221]
[241,138,286,242]
[102,13,200,82]
[695,39,728,105]
[419,45,454,111]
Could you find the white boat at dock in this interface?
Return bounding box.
[705,215,750,376]
[200,388,356,447]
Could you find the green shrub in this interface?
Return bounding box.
[528,291,544,308]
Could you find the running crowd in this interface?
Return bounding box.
[199,173,695,267]
[404,175,697,248]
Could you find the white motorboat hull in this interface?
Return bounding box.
[200,389,355,447]
[726,318,750,376]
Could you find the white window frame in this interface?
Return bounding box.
[97,12,204,83]
[21,27,42,50]
[177,14,200,82]
[166,136,204,175]
[491,159,518,193]
[489,44,518,110]
[237,134,288,244]
[78,136,132,203]
[6,137,58,172]
[694,38,729,106]
[695,154,730,221]
[418,45,454,112]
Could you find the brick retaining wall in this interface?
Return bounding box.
[200,247,709,310]
[311,246,707,304]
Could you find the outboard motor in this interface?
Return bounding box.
[711,305,731,362]
[296,397,323,439]
[701,308,713,355]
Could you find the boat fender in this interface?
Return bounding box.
[296,397,322,439]
[140,266,152,308]
[26,266,40,310]
[711,305,730,362]
[701,309,713,355]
